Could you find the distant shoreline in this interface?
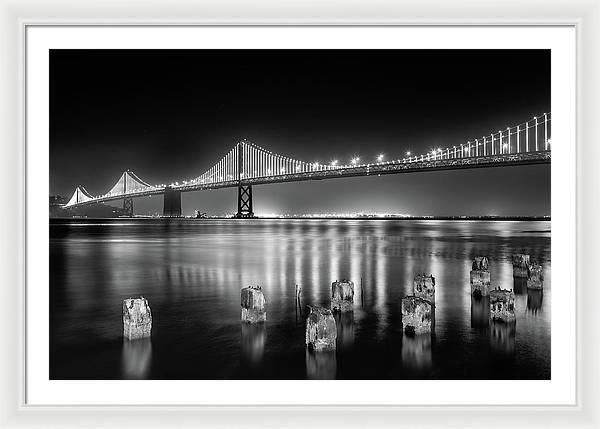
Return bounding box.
[50,216,551,222]
[256,216,551,221]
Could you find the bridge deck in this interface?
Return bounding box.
[68,151,551,207]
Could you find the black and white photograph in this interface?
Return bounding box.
[49,48,551,381]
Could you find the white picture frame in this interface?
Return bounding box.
[1,0,599,427]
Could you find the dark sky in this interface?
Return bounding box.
[50,49,550,216]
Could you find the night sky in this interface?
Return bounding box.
[50,49,550,216]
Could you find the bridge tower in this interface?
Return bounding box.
[123,198,134,217]
[122,171,133,217]
[236,185,254,218]
[163,186,182,217]
[235,141,255,218]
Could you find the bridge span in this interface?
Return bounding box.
[63,113,551,217]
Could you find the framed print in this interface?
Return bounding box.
[1,0,599,427]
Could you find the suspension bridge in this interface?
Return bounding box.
[63,113,552,218]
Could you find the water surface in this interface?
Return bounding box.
[50,219,551,380]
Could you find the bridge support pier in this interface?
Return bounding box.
[163,187,182,217]
[123,197,134,217]
[235,185,255,218]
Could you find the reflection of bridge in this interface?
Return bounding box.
[64,113,551,217]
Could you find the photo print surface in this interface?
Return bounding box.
[49,49,551,380]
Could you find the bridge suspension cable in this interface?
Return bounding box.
[65,185,95,206]
[403,113,551,163]
[189,140,331,186]
[64,170,158,207]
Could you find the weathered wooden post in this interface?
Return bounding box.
[470,256,491,296]
[122,296,152,340]
[527,264,544,290]
[401,296,433,335]
[241,285,266,323]
[489,288,516,323]
[512,254,530,278]
[413,273,435,303]
[330,279,354,312]
[305,306,337,351]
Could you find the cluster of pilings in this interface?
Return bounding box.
[119,253,545,375]
[304,279,355,354]
[401,274,436,336]
[468,253,545,353]
[119,280,351,352]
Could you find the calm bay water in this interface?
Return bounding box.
[50,219,551,380]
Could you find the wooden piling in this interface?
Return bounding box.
[122,296,152,341]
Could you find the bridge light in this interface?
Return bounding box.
[331,160,338,166]
[503,143,508,149]
[280,167,285,173]
[377,154,384,162]
[351,157,359,165]
[437,148,442,152]
[406,151,411,156]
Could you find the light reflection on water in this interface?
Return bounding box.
[50,219,550,380]
[121,338,152,379]
[402,334,432,374]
